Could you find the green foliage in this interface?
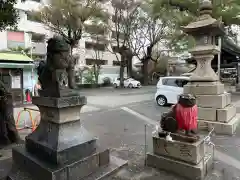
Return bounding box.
[33,0,107,47]
[82,65,101,84]
[151,0,240,52]
[152,0,240,26]
[83,70,95,84]
[0,0,18,31]
[9,46,31,54]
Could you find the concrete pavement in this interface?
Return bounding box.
[3,86,240,179]
[14,86,156,128]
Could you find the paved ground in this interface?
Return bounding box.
[2,86,240,179]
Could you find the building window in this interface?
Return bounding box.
[162,78,189,88]
[85,42,105,51]
[85,58,107,65]
[85,25,105,35]
[26,12,41,23]
[113,61,120,66]
[32,33,45,43]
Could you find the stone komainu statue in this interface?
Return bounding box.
[161,94,197,135]
[0,81,21,147]
[37,37,76,95]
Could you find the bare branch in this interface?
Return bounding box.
[33,0,104,48]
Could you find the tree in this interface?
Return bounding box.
[151,0,240,50]
[9,46,31,54]
[103,0,140,87]
[128,0,177,85]
[91,35,103,86]
[33,0,106,52]
[0,0,18,31]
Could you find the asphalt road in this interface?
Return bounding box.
[7,86,240,179]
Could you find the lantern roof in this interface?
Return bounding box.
[183,0,224,34]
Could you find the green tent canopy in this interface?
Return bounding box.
[0,52,33,62]
[0,52,33,69]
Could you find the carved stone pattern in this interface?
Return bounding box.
[58,96,86,107]
[179,144,192,157]
[192,55,218,80]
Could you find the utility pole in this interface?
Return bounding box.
[217,36,221,80]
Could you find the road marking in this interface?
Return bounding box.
[121,106,157,126]
[83,101,154,116]
[121,106,240,170]
[215,150,240,170]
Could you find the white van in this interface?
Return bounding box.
[155,76,190,106]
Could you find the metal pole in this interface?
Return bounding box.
[217,36,222,80]
[144,124,147,166]
[30,46,35,96]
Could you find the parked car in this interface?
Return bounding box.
[155,76,190,106]
[113,77,141,88]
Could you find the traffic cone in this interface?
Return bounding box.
[26,90,31,102]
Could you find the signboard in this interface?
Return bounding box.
[11,76,21,89]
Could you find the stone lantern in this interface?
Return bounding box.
[183,0,240,135]
[183,0,224,82]
[146,1,240,180]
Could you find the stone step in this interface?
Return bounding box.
[198,113,240,135]
[146,152,213,180]
[83,156,127,180]
[8,145,116,180]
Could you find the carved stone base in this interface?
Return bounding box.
[188,54,219,82]
[39,88,80,98]
[184,82,225,95]
[196,93,231,109]
[198,114,240,135]
[8,145,127,180]
[184,81,240,134]
[147,152,213,180]
[25,120,97,165]
[152,135,205,165]
[7,95,127,180]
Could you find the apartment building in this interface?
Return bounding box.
[0,0,129,85]
[0,0,50,58]
[1,0,123,66]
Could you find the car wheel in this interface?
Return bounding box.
[113,83,118,88]
[156,95,167,106]
[128,83,133,88]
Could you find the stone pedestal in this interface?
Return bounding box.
[184,82,240,135]
[235,83,240,92]
[147,134,213,180]
[7,96,127,180]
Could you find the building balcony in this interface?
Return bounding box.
[85,49,120,63]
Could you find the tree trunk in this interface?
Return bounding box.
[119,57,125,88]
[142,58,149,86]
[0,92,21,148]
[127,57,133,77]
[70,45,73,55]
[93,64,99,85]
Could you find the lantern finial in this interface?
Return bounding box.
[199,0,213,16]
